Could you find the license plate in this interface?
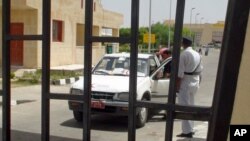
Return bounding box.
[91,100,105,109]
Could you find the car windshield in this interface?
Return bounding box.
[93,56,148,77]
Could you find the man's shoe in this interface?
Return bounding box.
[176,132,194,138]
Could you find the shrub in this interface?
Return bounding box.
[10,72,15,79]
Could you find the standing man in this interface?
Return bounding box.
[176,37,203,138]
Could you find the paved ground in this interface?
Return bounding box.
[0,48,220,141]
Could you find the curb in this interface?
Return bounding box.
[51,76,83,85]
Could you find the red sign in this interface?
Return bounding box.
[91,100,105,109]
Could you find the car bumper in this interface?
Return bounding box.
[68,100,129,116]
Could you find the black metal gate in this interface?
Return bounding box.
[1,0,249,141]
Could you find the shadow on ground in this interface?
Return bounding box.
[61,113,168,132]
[61,115,128,132]
[177,138,206,141]
[0,128,82,141]
[0,99,36,106]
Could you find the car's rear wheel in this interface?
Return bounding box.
[73,111,83,122]
[136,98,148,128]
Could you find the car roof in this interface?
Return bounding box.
[104,53,154,59]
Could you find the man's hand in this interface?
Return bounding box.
[176,77,181,93]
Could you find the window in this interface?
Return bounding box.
[76,23,84,46]
[52,20,63,42]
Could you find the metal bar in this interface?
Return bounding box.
[136,101,171,109]
[165,0,186,140]
[6,35,43,40]
[175,105,211,113]
[207,0,250,140]
[2,0,11,140]
[41,0,51,140]
[83,0,94,140]
[175,112,210,121]
[92,36,130,44]
[136,101,211,113]
[49,93,84,101]
[128,0,140,141]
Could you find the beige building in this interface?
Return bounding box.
[164,20,224,46]
[0,0,123,68]
[187,21,224,46]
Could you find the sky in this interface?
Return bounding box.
[101,0,228,27]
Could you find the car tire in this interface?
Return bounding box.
[136,98,148,128]
[73,111,83,122]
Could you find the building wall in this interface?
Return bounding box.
[49,0,77,67]
[45,0,123,67]
[75,46,105,66]
[14,10,39,68]
[199,24,213,45]
[0,9,39,68]
[164,20,225,46]
[187,22,224,46]
[0,0,123,68]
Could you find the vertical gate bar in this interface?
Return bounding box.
[41,0,51,140]
[83,0,94,140]
[128,0,140,141]
[2,0,11,140]
[165,0,185,140]
[207,0,250,140]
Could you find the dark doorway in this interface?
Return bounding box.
[10,23,24,66]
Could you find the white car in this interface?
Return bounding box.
[68,53,171,127]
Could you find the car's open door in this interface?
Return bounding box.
[150,58,171,102]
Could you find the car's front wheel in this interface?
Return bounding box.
[136,98,148,128]
[73,111,83,122]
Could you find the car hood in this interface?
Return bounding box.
[71,75,146,93]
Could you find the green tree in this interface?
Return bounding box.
[119,28,131,52]
[182,28,194,38]
[119,28,131,38]
[151,22,171,47]
[119,23,194,52]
